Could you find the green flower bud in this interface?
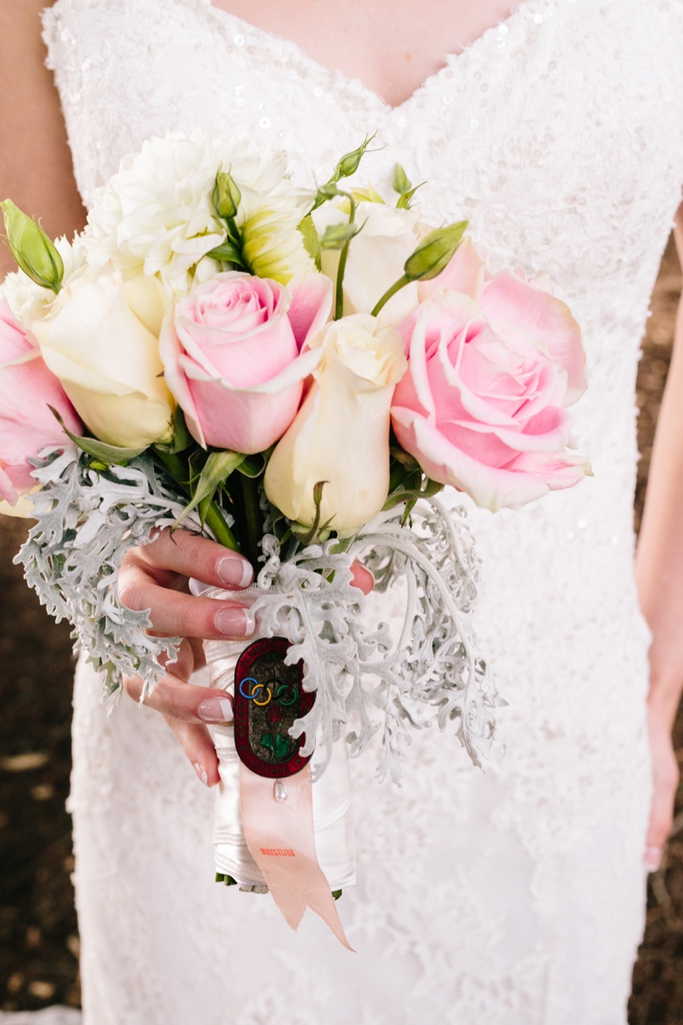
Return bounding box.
[214,171,241,220]
[404,221,468,282]
[1,200,64,293]
[332,132,376,182]
[393,163,412,196]
[320,220,362,250]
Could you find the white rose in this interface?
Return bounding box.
[31,265,175,449]
[313,201,425,325]
[83,131,314,293]
[264,314,407,533]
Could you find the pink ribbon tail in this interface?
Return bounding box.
[239,762,354,951]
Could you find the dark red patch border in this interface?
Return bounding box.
[234,636,314,779]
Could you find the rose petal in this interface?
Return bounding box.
[288,273,333,350]
[391,406,551,511]
[481,269,587,405]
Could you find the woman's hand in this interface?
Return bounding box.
[119,527,375,786]
[119,528,256,787]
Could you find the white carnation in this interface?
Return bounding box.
[82,131,314,293]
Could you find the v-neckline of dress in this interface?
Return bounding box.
[202,0,552,116]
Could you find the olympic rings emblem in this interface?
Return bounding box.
[238,677,299,708]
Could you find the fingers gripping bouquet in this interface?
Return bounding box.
[0,131,589,945]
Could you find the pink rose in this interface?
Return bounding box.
[391,242,590,511]
[160,271,332,454]
[0,299,82,505]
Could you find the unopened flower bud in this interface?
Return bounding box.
[320,221,361,250]
[404,221,468,282]
[1,200,64,293]
[333,133,376,182]
[214,171,241,220]
[393,163,412,196]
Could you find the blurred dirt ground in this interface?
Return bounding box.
[0,236,681,1018]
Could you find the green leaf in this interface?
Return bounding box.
[236,453,266,479]
[298,214,321,265]
[49,406,146,465]
[393,163,412,196]
[390,445,421,470]
[206,238,246,266]
[154,406,193,455]
[382,477,445,511]
[174,450,246,528]
[388,463,420,495]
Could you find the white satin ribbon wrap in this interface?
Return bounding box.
[192,583,356,897]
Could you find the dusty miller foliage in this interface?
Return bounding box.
[17,449,503,782]
[15,448,199,698]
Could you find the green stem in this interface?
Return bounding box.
[334,194,356,321]
[335,238,351,321]
[204,501,240,551]
[154,449,187,484]
[371,273,410,318]
[240,473,263,570]
[154,448,239,551]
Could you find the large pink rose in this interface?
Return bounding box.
[0,299,82,505]
[160,271,332,454]
[391,242,590,511]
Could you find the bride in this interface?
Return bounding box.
[2,0,683,1021]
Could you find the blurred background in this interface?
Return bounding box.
[0,236,681,1020]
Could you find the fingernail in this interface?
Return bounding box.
[194,762,209,786]
[216,606,255,638]
[218,556,253,589]
[198,696,234,724]
[644,845,663,872]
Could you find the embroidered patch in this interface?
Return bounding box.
[234,637,313,778]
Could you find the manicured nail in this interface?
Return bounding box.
[216,606,255,638]
[217,556,253,589]
[644,845,662,872]
[194,762,209,786]
[198,696,234,724]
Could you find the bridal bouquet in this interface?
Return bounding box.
[0,131,589,945]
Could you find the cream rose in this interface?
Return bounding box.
[264,314,407,533]
[31,266,175,449]
[313,201,424,324]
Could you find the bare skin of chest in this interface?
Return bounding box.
[210,0,519,107]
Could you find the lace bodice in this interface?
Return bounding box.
[35,1,683,1023]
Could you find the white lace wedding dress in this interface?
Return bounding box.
[13,0,683,1022]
